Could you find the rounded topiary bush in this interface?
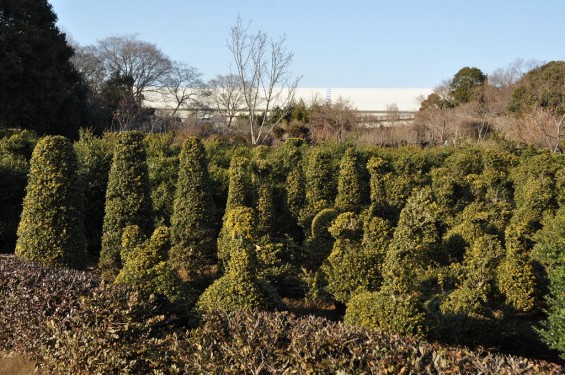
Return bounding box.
[15,135,86,267]
[170,136,216,275]
[99,131,154,278]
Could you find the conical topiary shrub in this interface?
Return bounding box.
[170,137,216,277]
[99,131,154,278]
[16,135,86,267]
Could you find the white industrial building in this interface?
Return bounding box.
[143,87,433,122]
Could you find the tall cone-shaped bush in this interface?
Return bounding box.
[170,137,216,275]
[16,135,86,267]
[99,131,153,278]
[335,147,363,212]
[285,140,305,220]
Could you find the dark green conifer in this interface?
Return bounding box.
[15,136,86,267]
[99,131,153,278]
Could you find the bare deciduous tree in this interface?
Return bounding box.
[93,34,173,105]
[207,74,246,128]
[309,97,358,142]
[501,106,564,152]
[228,16,301,145]
[163,61,204,118]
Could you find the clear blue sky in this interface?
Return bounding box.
[48,0,565,88]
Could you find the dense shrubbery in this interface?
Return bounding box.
[1,256,562,373]
[2,128,565,366]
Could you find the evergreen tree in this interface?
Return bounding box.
[217,206,257,268]
[345,188,442,337]
[0,0,85,138]
[335,147,363,212]
[74,129,114,256]
[170,137,215,276]
[99,131,153,278]
[15,136,86,267]
[383,188,442,289]
[441,235,504,320]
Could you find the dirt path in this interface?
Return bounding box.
[0,352,40,375]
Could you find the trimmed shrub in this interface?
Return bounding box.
[99,131,154,278]
[284,141,306,220]
[252,159,275,237]
[367,156,388,217]
[441,235,504,320]
[324,212,384,304]
[225,156,250,211]
[335,147,363,212]
[383,187,442,290]
[196,237,281,313]
[344,288,425,337]
[169,137,216,276]
[497,223,537,312]
[217,206,257,267]
[303,208,339,271]
[145,133,180,227]
[0,130,36,252]
[304,148,336,212]
[15,135,86,267]
[533,209,565,360]
[116,226,187,306]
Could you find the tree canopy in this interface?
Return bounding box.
[0,0,84,138]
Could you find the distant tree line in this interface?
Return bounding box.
[3,1,563,151]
